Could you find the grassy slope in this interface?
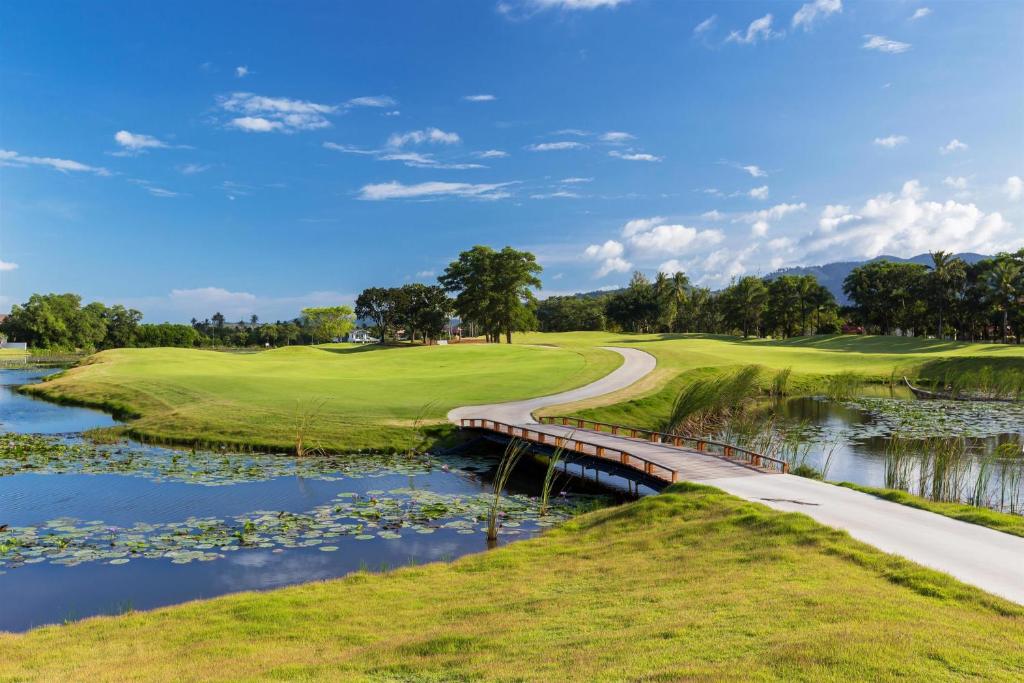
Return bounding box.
[25,343,621,453]
[2,485,1022,681]
[837,483,1024,538]
[518,332,1024,429]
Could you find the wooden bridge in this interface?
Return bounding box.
[459,415,787,486]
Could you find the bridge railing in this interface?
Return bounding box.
[460,418,682,484]
[537,416,789,474]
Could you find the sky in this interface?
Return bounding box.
[1,0,1022,322]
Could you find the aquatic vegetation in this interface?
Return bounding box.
[770,367,792,397]
[663,365,762,436]
[824,372,863,401]
[293,397,329,457]
[487,439,529,542]
[843,397,1024,440]
[0,483,593,572]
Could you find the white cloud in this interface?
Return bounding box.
[144,186,179,198]
[1005,176,1023,202]
[862,35,911,54]
[910,7,932,20]
[621,217,724,257]
[235,65,249,78]
[0,149,109,175]
[939,138,968,154]
[527,141,587,152]
[874,134,908,148]
[531,191,581,199]
[751,221,769,237]
[114,130,170,153]
[477,149,509,158]
[621,216,665,238]
[0,260,18,272]
[178,163,211,175]
[749,185,769,200]
[727,14,781,45]
[739,202,806,235]
[583,240,631,277]
[346,95,397,108]
[325,142,482,169]
[701,210,724,221]
[552,128,590,136]
[463,94,496,102]
[792,0,842,30]
[693,15,716,35]
[803,180,1014,259]
[230,116,284,133]
[600,131,635,143]
[526,0,631,9]
[609,150,662,162]
[742,164,767,177]
[387,128,461,148]
[217,92,338,132]
[560,176,592,183]
[943,176,968,190]
[357,180,515,201]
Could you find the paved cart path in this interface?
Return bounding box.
[449,346,1024,605]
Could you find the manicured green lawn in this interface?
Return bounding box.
[2,484,1021,681]
[518,332,1024,428]
[25,343,621,453]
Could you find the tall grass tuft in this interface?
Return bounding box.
[410,400,439,455]
[770,367,792,397]
[824,372,863,401]
[664,365,762,436]
[539,439,569,517]
[884,435,915,491]
[996,440,1024,514]
[487,438,529,542]
[293,397,328,457]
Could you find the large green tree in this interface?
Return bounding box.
[300,306,356,344]
[354,288,400,342]
[927,251,967,340]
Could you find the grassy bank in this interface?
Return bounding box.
[518,332,1024,429]
[24,343,620,453]
[837,482,1024,538]
[2,484,1021,680]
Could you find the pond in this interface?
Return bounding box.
[0,368,620,632]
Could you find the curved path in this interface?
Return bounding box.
[451,345,1024,605]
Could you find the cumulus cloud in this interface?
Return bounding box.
[387,128,461,148]
[701,210,724,221]
[0,149,109,175]
[727,14,781,45]
[874,134,908,148]
[463,94,496,102]
[910,7,931,20]
[748,185,769,200]
[939,138,968,154]
[609,150,662,162]
[625,222,724,256]
[527,141,587,152]
[114,130,170,153]
[792,0,842,30]
[235,66,249,78]
[862,35,911,54]
[742,164,767,177]
[583,240,631,277]
[943,176,968,190]
[0,260,18,272]
[1005,176,1023,201]
[739,202,807,235]
[217,92,338,133]
[802,180,1013,259]
[357,180,515,201]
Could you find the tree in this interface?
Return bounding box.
[249,314,259,328]
[355,287,400,342]
[211,312,226,344]
[606,272,657,333]
[986,257,1022,343]
[393,284,452,343]
[536,295,607,332]
[927,251,966,339]
[301,306,355,344]
[653,272,677,333]
[1,293,108,350]
[101,304,143,348]
[439,245,542,343]
[722,276,768,338]
[843,261,928,335]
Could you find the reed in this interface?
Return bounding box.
[487,438,529,542]
[293,397,328,457]
[663,365,762,436]
[539,439,569,517]
[824,371,863,401]
[996,440,1024,514]
[770,367,792,397]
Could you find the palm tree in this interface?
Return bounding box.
[671,271,690,332]
[928,251,965,340]
[987,258,1021,343]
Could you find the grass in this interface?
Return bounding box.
[2,484,1022,680]
[837,482,1024,538]
[22,343,621,453]
[516,332,1024,429]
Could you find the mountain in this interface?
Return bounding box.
[766,253,990,304]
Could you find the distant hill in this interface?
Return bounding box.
[767,253,990,305]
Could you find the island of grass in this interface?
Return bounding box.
[22,333,1024,454]
[2,484,1022,680]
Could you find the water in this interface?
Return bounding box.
[0,368,614,631]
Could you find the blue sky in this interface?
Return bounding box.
[1,0,1022,322]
